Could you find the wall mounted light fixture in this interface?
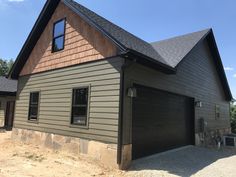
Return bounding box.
[127,87,137,98]
[195,101,203,108]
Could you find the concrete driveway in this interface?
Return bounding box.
[126,146,236,177]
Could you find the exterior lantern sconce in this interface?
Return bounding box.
[127,87,137,98]
[195,101,202,108]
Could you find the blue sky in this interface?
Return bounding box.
[0,0,236,98]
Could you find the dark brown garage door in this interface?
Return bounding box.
[132,84,194,160]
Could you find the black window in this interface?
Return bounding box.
[28,92,40,121]
[52,19,65,52]
[215,105,220,119]
[71,87,89,126]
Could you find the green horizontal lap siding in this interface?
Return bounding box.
[14,57,123,144]
[123,40,230,144]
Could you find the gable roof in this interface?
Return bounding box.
[151,29,232,100]
[0,77,17,96]
[8,0,232,100]
[65,0,168,65]
[9,0,172,79]
[151,29,233,101]
[151,29,210,67]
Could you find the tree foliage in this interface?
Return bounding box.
[0,59,14,76]
[230,103,236,133]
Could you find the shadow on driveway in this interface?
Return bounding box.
[129,146,236,177]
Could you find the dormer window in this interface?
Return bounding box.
[52,19,66,52]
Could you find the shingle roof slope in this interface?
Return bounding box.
[66,0,168,65]
[0,77,17,93]
[151,29,210,67]
[8,0,231,100]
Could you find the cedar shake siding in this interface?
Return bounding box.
[20,2,117,76]
[14,57,123,144]
[122,39,230,144]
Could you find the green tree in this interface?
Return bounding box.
[230,103,236,133]
[0,59,14,76]
[0,59,9,76]
[7,59,14,72]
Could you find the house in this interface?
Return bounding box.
[0,77,17,130]
[9,0,232,169]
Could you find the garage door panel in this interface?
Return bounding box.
[132,84,194,160]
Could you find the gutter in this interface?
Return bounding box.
[126,49,176,74]
[0,92,16,97]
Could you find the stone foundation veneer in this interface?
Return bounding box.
[11,128,118,168]
[195,128,231,146]
[11,127,231,170]
[0,119,4,127]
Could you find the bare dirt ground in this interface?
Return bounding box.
[1,131,236,177]
[0,131,125,177]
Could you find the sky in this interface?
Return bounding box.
[0,0,236,98]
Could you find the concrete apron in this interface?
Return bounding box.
[11,128,118,169]
[132,145,193,166]
[119,128,232,169]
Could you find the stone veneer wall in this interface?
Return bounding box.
[195,128,231,146]
[11,128,118,169]
[11,127,232,170]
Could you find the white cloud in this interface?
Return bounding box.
[224,67,234,71]
[0,0,25,9]
[233,74,236,78]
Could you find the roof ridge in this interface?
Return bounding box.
[150,28,211,44]
[150,28,212,68]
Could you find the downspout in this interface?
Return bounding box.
[117,57,126,165]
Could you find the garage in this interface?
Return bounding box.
[132,84,195,160]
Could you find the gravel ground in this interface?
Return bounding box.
[1,131,236,177]
[127,146,236,177]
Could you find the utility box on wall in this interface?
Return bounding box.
[223,134,236,147]
[199,118,207,133]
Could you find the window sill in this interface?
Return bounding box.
[51,48,64,53]
[27,120,39,124]
[69,124,89,129]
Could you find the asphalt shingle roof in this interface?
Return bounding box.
[66,0,168,65]
[0,77,17,93]
[8,0,232,100]
[66,1,211,68]
[151,29,210,67]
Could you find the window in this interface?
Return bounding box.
[71,87,89,126]
[28,92,40,121]
[215,105,220,119]
[52,19,65,52]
